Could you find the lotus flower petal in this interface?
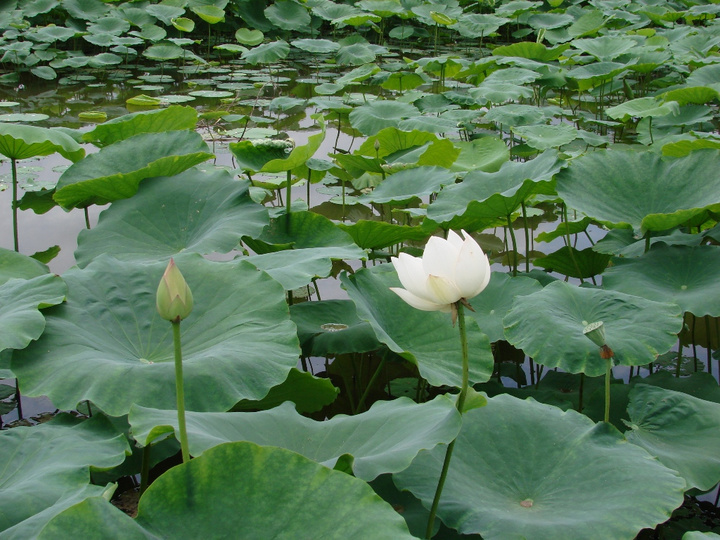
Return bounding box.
[426,274,463,305]
[392,253,439,304]
[423,236,460,280]
[390,287,451,312]
[455,232,491,298]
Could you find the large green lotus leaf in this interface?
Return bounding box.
[243,211,366,290]
[603,245,720,317]
[0,247,48,285]
[291,38,340,54]
[265,0,310,31]
[0,274,66,352]
[11,255,300,416]
[394,394,685,540]
[131,395,460,481]
[235,28,264,46]
[427,149,564,224]
[492,41,569,61]
[450,137,509,173]
[465,272,542,343]
[38,442,416,539]
[662,86,720,106]
[512,123,578,151]
[242,39,290,64]
[0,414,129,536]
[349,101,420,136]
[593,228,703,258]
[62,0,109,20]
[504,280,683,376]
[290,299,380,356]
[470,81,534,103]
[228,139,293,173]
[360,166,456,205]
[572,36,636,60]
[232,368,338,414]
[482,104,546,127]
[341,265,494,388]
[555,149,720,235]
[190,4,224,23]
[625,384,720,491]
[74,168,268,266]
[336,42,377,65]
[0,123,84,161]
[54,130,213,209]
[606,97,680,121]
[337,220,435,250]
[262,117,326,173]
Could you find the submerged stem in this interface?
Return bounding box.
[426,302,469,539]
[172,321,190,464]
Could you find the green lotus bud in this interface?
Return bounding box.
[156,258,193,322]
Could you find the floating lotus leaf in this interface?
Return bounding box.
[82,105,198,146]
[12,255,300,416]
[427,149,563,225]
[0,123,84,162]
[341,265,493,388]
[38,442,416,539]
[131,395,460,481]
[54,130,213,209]
[242,39,290,64]
[360,166,456,205]
[74,168,268,266]
[504,280,683,376]
[0,274,66,352]
[555,149,720,235]
[244,211,366,290]
[125,94,162,107]
[0,414,129,538]
[465,272,542,343]
[0,247,48,285]
[30,66,56,80]
[394,394,685,540]
[603,244,720,317]
[290,299,379,356]
[625,384,720,491]
[349,101,420,136]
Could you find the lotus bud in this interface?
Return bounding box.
[156,258,193,323]
[374,139,380,152]
[583,321,606,348]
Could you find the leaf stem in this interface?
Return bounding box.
[172,320,190,463]
[425,302,469,539]
[11,158,19,252]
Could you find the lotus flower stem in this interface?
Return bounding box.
[426,302,469,539]
[521,203,530,273]
[286,170,292,231]
[506,214,518,277]
[11,158,19,252]
[172,320,191,463]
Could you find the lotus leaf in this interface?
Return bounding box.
[291,299,379,356]
[74,168,268,265]
[0,247,48,285]
[556,148,720,235]
[0,123,84,162]
[349,101,420,136]
[242,39,290,64]
[625,384,720,491]
[131,395,460,481]
[504,280,683,376]
[360,166,456,205]
[12,255,301,416]
[342,265,493,388]
[82,105,198,146]
[0,274,66,353]
[244,211,366,290]
[0,414,129,537]
[603,244,720,317]
[235,28,264,46]
[38,442,416,539]
[265,0,310,31]
[54,130,213,208]
[394,394,685,540]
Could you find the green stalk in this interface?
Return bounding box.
[506,214,518,277]
[356,356,386,413]
[172,321,190,463]
[11,158,19,252]
[425,302,469,539]
[604,356,611,424]
[286,170,292,232]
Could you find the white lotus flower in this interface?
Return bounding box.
[390,230,491,314]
